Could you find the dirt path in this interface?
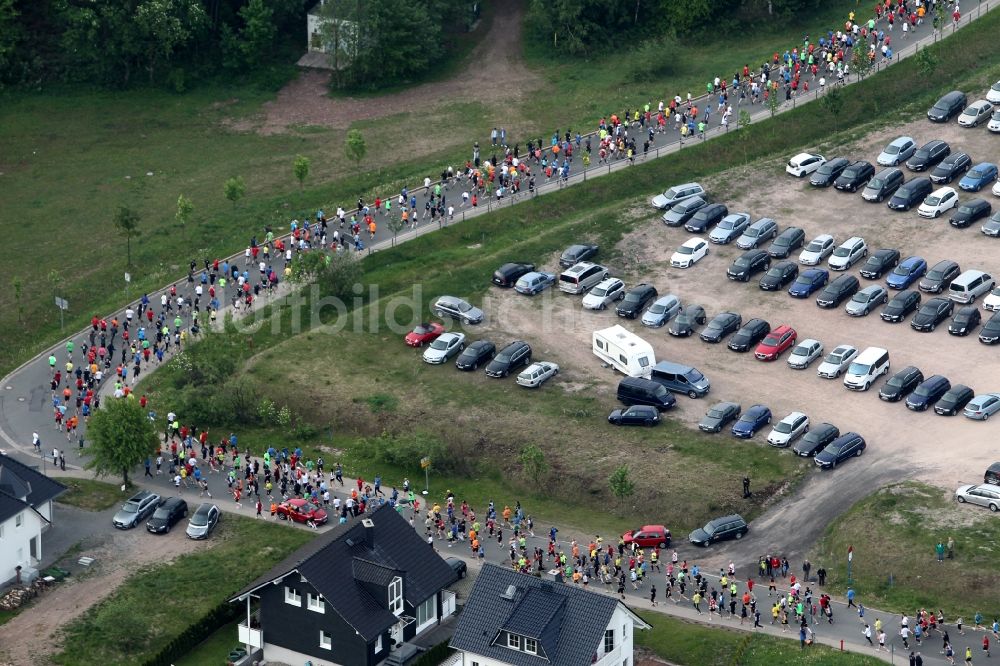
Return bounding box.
[244,0,542,133]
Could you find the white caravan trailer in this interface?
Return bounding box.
[592,325,656,378]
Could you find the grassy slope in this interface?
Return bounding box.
[54,478,129,511]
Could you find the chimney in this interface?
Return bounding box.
[361,518,375,546]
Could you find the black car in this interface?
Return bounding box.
[816,275,859,308]
[919,260,961,293]
[662,196,709,226]
[979,312,1000,345]
[930,152,972,184]
[834,160,875,192]
[935,384,975,416]
[700,311,742,343]
[559,244,598,268]
[887,176,933,211]
[910,297,954,332]
[455,339,496,370]
[950,306,982,336]
[810,157,850,187]
[927,90,967,122]
[445,557,468,579]
[950,198,992,228]
[684,203,729,233]
[906,375,951,411]
[727,249,770,282]
[492,262,535,288]
[698,401,741,433]
[484,341,531,377]
[881,290,921,322]
[862,168,905,203]
[982,211,1000,237]
[669,305,707,337]
[906,140,951,171]
[616,284,658,319]
[860,248,900,280]
[608,404,660,426]
[727,318,771,352]
[146,497,188,534]
[815,433,866,469]
[880,366,924,402]
[792,423,840,457]
[688,514,749,547]
[767,227,805,259]
[759,261,799,290]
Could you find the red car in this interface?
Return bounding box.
[754,324,797,361]
[405,322,445,347]
[276,499,328,525]
[622,524,671,549]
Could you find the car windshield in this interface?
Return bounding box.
[648,302,666,313]
[773,236,790,247]
[591,285,609,297]
[826,443,844,454]
[718,219,736,230]
[792,346,808,356]
[927,268,947,279]
[674,201,696,213]
[847,362,870,375]
[429,338,450,350]
[702,523,717,536]
[678,245,694,255]
[152,507,171,519]
[624,293,643,302]
[842,168,859,178]
[914,384,934,397]
[884,145,901,155]
[456,301,471,312]
[893,264,913,276]
[744,228,760,237]
[805,240,826,252]
[886,376,905,388]
[924,195,942,205]
[963,108,977,116]
[707,408,726,419]
[793,275,812,285]
[833,246,851,257]
[954,314,970,323]
[958,206,975,214]
[765,267,784,277]
[495,353,512,363]
[913,150,930,160]
[413,325,431,334]
[121,503,138,513]
[817,164,834,175]
[774,422,792,434]
[993,111,1000,121]
[969,169,985,178]
[734,258,750,267]
[191,511,210,526]
[762,333,780,345]
[868,177,884,188]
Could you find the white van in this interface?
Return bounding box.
[843,346,890,391]
[593,325,655,378]
[948,269,995,304]
[559,262,609,294]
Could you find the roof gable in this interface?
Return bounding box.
[0,455,66,523]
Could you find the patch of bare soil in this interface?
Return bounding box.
[237,1,542,134]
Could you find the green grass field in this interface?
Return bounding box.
[54,478,129,511]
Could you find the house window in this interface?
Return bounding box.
[388,577,403,615]
[319,630,332,650]
[15,513,23,527]
[284,586,302,607]
[604,628,615,653]
[507,633,522,650]
[375,635,383,653]
[524,637,538,654]
[417,596,436,626]
[307,593,325,613]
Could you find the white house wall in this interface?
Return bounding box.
[0,509,45,584]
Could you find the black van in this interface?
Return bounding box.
[862,168,905,203]
[927,90,968,123]
[617,377,676,411]
[887,177,932,211]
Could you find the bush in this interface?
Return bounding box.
[142,602,241,666]
[412,640,455,666]
[355,431,450,471]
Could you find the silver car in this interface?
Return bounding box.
[735,218,778,250]
[787,339,823,369]
[422,332,466,364]
[581,277,625,310]
[845,285,888,317]
[432,295,484,325]
[113,490,161,529]
[186,503,220,539]
[641,294,682,327]
[964,393,1000,420]
[516,361,559,388]
[955,483,1000,511]
[651,182,705,209]
[709,213,751,244]
[817,345,859,379]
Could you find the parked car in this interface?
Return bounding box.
[700,311,742,343]
[768,227,806,258]
[817,345,859,379]
[815,433,866,469]
[881,290,921,322]
[984,287,1000,312]
[906,375,952,411]
[980,312,1000,344]
[958,99,994,127]
[651,182,705,210]
[887,176,933,211]
[951,199,993,228]
[559,261,608,294]
[755,324,797,360]
[810,157,850,187]
[455,339,495,371]
[965,393,1000,420]
[709,212,752,244]
[669,305,707,337]
[927,90,967,122]
[917,187,959,218]
[662,196,709,226]
[689,514,749,546]
[949,269,994,304]
[984,211,1000,237]
[514,271,556,295]
[879,366,924,402]
[759,262,799,291]
[558,244,599,268]
[727,318,771,352]
[405,322,445,347]
[788,268,829,298]
[930,152,973,184]
[446,557,468,579]
[736,218,779,249]
[423,332,466,364]
[994,180,1000,197]
[862,168,905,202]
[906,140,951,171]
[767,411,810,447]
[492,262,535,287]
[622,525,672,549]
[727,249,771,281]
[935,384,975,416]
[276,498,328,525]
[113,490,161,529]
[617,283,658,318]
[582,277,626,310]
[670,237,709,268]
[834,160,875,191]
[910,297,954,332]
[877,136,916,166]
[816,275,859,308]
[641,294,682,327]
[485,341,532,377]
[955,484,1000,511]
[684,203,729,233]
[799,234,835,265]
[886,256,928,290]
[787,339,824,369]
[786,152,826,177]
[949,306,981,336]
[828,236,868,270]
[516,361,559,388]
[731,405,772,438]
[698,402,742,433]
[608,404,661,426]
[792,423,840,457]
[186,503,220,539]
[989,81,1000,104]
[860,248,901,279]
[146,497,187,534]
[433,295,484,325]
[990,109,1000,133]
[919,260,961,293]
[846,284,888,316]
[959,162,998,192]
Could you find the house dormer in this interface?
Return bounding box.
[351,557,404,616]
[489,585,567,661]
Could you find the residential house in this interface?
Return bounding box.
[0,454,67,584]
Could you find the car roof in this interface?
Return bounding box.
[969,100,993,109]
[709,514,745,525]
[468,339,493,349]
[971,162,998,169]
[195,503,216,514]
[811,233,834,241]
[681,237,705,247]
[437,332,462,341]
[161,497,185,508]
[889,136,914,146]
[826,157,850,166]
[797,338,821,346]
[638,524,667,531]
[841,236,864,245]
[782,411,807,421]
[750,217,775,227]
[900,255,924,265]
[930,259,958,269]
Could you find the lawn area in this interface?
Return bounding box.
[174,620,240,666]
[52,515,311,666]
[54,478,129,511]
[811,482,1000,620]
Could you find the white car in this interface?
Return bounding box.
[788,339,824,369]
[581,277,626,310]
[982,287,1000,312]
[516,361,559,388]
[798,234,835,265]
[817,344,859,379]
[786,153,826,178]
[989,110,1000,133]
[422,332,466,364]
[955,483,1000,511]
[767,411,810,447]
[917,186,959,218]
[993,180,1000,198]
[828,236,867,271]
[670,238,709,268]
[988,80,1000,104]
[958,100,995,127]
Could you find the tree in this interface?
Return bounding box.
[767,88,780,118]
[113,205,141,267]
[851,49,874,80]
[83,397,159,487]
[345,129,367,167]
[134,0,206,83]
[224,176,246,208]
[175,194,194,241]
[519,445,549,486]
[221,0,276,70]
[293,155,310,190]
[12,275,24,323]
[387,214,406,247]
[737,109,753,164]
[608,464,635,510]
[822,86,845,134]
[916,48,939,78]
